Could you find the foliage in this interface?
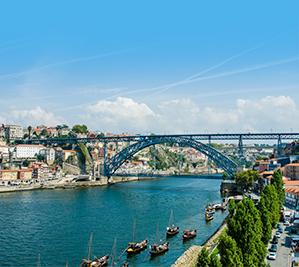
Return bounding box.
[197,248,210,267]
[209,253,222,267]
[218,233,243,267]
[260,184,280,227]
[228,199,236,217]
[234,170,259,191]
[22,159,30,167]
[72,124,88,134]
[227,198,266,266]
[258,196,272,244]
[271,169,285,207]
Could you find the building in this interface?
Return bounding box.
[0,144,9,160]
[254,159,281,172]
[39,148,56,164]
[284,163,299,180]
[4,125,23,140]
[285,186,299,210]
[32,162,52,179]
[15,144,45,159]
[0,169,32,181]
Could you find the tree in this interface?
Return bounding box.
[72,124,88,134]
[40,128,48,137]
[218,233,243,267]
[227,198,266,266]
[27,125,32,139]
[234,170,259,191]
[258,196,272,244]
[271,169,285,207]
[210,253,222,267]
[197,248,210,267]
[260,185,280,227]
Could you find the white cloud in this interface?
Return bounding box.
[86,97,156,132]
[85,95,299,133]
[5,106,64,126]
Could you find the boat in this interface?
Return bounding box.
[126,240,148,255]
[149,242,169,257]
[166,210,179,237]
[126,220,148,255]
[182,229,197,241]
[120,262,129,267]
[81,233,109,267]
[205,204,215,215]
[166,225,179,237]
[205,213,214,222]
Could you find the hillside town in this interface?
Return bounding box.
[1,123,299,205]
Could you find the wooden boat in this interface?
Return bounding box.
[182,229,197,241]
[81,255,109,267]
[120,262,129,267]
[166,210,179,237]
[126,240,148,255]
[166,226,179,237]
[149,242,169,256]
[205,211,214,222]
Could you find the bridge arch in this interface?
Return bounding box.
[104,136,238,177]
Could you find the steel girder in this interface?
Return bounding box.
[14,132,299,145]
[104,136,238,177]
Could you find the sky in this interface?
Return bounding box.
[0,0,298,134]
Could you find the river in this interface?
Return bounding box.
[0,176,227,267]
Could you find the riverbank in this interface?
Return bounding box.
[0,175,153,194]
[171,221,227,267]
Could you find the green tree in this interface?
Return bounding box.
[234,170,259,191]
[227,198,266,266]
[40,128,48,137]
[218,233,243,267]
[210,253,222,267]
[260,185,280,227]
[72,124,88,134]
[27,125,32,139]
[271,169,285,207]
[197,248,210,267]
[258,196,272,244]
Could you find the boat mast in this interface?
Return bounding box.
[88,233,93,261]
[110,238,117,267]
[132,219,136,242]
[37,254,41,267]
[168,209,174,226]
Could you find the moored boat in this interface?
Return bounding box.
[205,211,214,222]
[182,229,197,241]
[126,240,148,255]
[81,255,109,267]
[149,242,169,256]
[120,262,129,267]
[166,225,179,237]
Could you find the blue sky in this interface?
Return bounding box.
[0,0,298,133]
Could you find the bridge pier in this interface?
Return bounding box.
[238,135,244,159]
[277,134,283,157]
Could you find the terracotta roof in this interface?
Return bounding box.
[284,180,299,186]
[16,144,45,148]
[285,186,299,196]
[286,163,299,167]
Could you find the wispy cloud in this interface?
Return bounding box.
[0,49,130,80]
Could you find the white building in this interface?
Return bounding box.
[39,148,56,164]
[15,144,45,159]
[5,125,24,140]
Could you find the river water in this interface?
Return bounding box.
[0,176,227,267]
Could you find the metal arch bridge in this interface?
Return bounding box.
[14,132,299,177]
[104,136,238,178]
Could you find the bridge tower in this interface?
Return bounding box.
[277,134,283,157]
[238,135,245,160]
